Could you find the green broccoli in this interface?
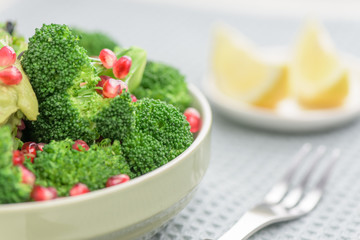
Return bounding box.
[21,24,100,101]
[21,24,102,142]
[93,92,134,141]
[22,24,147,143]
[25,139,134,196]
[132,61,192,112]
[24,92,101,142]
[122,99,193,176]
[0,126,32,204]
[71,28,119,56]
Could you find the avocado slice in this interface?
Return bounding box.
[11,61,39,121]
[0,85,18,125]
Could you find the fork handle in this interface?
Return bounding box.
[218,212,273,240]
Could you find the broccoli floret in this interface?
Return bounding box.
[122,99,193,176]
[24,89,135,143]
[71,28,119,56]
[21,24,114,142]
[21,24,100,101]
[132,61,192,112]
[25,139,134,196]
[122,132,168,176]
[93,92,134,141]
[21,24,144,143]
[25,93,100,142]
[0,126,31,204]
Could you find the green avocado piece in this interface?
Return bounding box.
[121,47,147,92]
[0,85,18,125]
[11,61,39,121]
[5,111,23,137]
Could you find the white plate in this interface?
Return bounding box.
[204,54,360,133]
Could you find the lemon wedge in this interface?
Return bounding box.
[212,24,288,109]
[290,21,349,109]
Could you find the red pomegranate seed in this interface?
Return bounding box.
[0,66,22,85]
[31,186,57,201]
[18,120,26,130]
[184,108,202,133]
[0,46,16,67]
[69,183,90,196]
[72,140,89,151]
[19,165,36,186]
[16,129,22,139]
[96,75,110,95]
[47,187,58,198]
[118,80,128,95]
[12,150,25,165]
[80,82,87,87]
[22,142,38,163]
[99,49,117,69]
[37,143,46,152]
[130,94,137,102]
[102,78,121,98]
[113,56,132,79]
[106,174,130,187]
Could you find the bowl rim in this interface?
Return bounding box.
[0,83,212,212]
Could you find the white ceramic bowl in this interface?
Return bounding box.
[0,84,212,240]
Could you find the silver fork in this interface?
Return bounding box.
[217,144,341,240]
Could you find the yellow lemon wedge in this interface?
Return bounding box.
[212,24,288,109]
[290,21,349,109]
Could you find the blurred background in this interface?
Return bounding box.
[1,0,360,87]
[1,0,360,73]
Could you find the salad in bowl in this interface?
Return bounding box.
[0,22,211,239]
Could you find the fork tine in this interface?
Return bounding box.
[281,146,327,209]
[282,143,312,182]
[264,143,312,204]
[315,148,341,190]
[299,146,327,187]
[293,148,341,213]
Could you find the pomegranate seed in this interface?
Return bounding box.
[69,183,90,196]
[99,49,117,69]
[130,94,137,102]
[106,174,130,187]
[47,187,58,198]
[113,56,132,79]
[19,165,35,186]
[80,82,87,87]
[22,142,38,163]
[184,108,202,133]
[37,143,46,152]
[0,46,16,67]
[12,150,25,165]
[0,66,22,85]
[16,129,22,139]
[72,140,90,151]
[118,80,128,95]
[31,186,57,201]
[18,120,26,131]
[102,78,121,98]
[96,75,110,95]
